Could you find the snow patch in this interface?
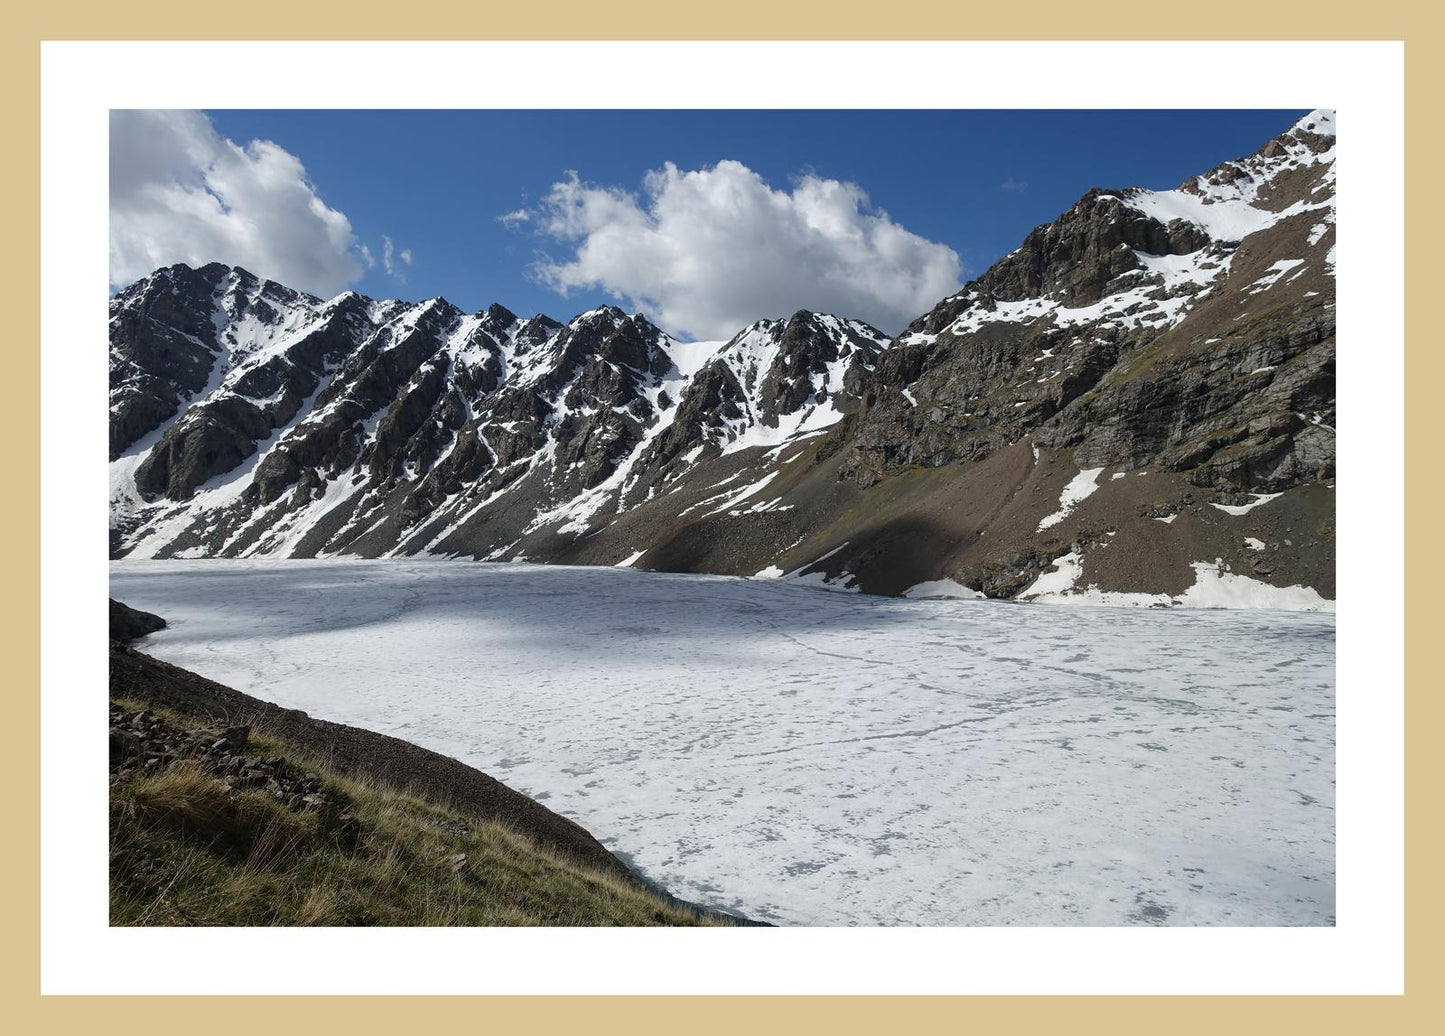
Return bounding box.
[698,470,780,518]
[1178,562,1332,612]
[1246,259,1305,295]
[1210,493,1283,516]
[902,578,985,600]
[1038,468,1105,531]
[1022,551,1084,597]
[1024,556,1331,613]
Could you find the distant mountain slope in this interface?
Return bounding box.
[109,110,1335,610]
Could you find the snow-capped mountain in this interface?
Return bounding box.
[110,110,1336,609]
[110,267,890,562]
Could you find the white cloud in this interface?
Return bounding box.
[379,235,412,281]
[521,162,962,339]
[1000,177,1029,193]
[110,110,366,298]
[382,236,398,279]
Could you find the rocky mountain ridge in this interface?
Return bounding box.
[110,259,891,561]
[110,110,1336,609]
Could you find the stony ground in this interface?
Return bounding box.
[110,703,362,848]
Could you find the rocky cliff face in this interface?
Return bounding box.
[841,110,1336,498]
[110,110,1336,609]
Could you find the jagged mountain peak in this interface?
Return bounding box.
[1127,111,1336,241]
[1289,108,1335,140]
[567,303,640,330]
[482,301,518,325]
[900,108,1336,346]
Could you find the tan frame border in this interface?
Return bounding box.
[7,3,1435,1031]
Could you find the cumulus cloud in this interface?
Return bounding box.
[110,109,365,297]
[517,162,962,339]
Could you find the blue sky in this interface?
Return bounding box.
[112,109,1306,340]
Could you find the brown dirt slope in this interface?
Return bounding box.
[109,598,167,643]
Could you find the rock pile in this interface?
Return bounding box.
[109,703,361,847]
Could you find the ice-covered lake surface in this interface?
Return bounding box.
[109,559,1335,927]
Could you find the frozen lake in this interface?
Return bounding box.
[109,559,1335,926]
